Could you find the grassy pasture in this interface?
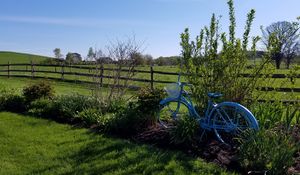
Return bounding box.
[0,51,299,101]
[0,51,50,64]
[0,112,234,175]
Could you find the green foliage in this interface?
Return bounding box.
[180,0,272,108]
[251,102,300,130]
[251,102,284,130]
[54,94,100,121]
[170,115,199,145]
[28,98,60,118]
[239,129,297,175]
[23,81,54,102]
[137,87,165,114]
[0,94,26,113]
[75,108,102,127]
[0,87,25,112]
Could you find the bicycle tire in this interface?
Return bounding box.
[158,99,190,128]
[208,102,258,144]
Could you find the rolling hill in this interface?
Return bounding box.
[0,51,53,64]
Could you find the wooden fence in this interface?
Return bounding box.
[0,62,300,100]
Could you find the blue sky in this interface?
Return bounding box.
[0,0,299,58]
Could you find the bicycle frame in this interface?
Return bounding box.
[160,82,216,127]
[160,82,237,131]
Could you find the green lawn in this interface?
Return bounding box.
[0,51,50,64]
[0,112,234,175]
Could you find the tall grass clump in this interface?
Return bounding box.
[239,129,297,175]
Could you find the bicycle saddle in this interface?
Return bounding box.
[207,92,223,98]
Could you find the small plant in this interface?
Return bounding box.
[75,108,102,127]
[239,129,297,175]
[54,93,101,121]
[23,81,54,102]
[251,102,284,130]
[137,87,165,114]
[170,115,199,145]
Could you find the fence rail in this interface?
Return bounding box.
[1,62,300,94]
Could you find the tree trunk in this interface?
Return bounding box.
[286,56,292,69]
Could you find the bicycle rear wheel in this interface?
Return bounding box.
[158,99,190,128]
[209,102,258,144]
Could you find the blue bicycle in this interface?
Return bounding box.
[158,79,259,143]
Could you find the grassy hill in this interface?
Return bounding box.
[0,51,52,64]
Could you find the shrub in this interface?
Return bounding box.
[23,81,54,102]
[105,99,127,114]
[54,94,101,122]
[239,129,297,174]
[1,94,26,113]
[28,98,60,119]
[137,87,165,114]
[180,0,273,108]
[170,115,199,145]
[75,108,102,127]
[98,102,145,136]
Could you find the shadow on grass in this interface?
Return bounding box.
[63,132,227,175]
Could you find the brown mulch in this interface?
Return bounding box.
[134,124,300,174]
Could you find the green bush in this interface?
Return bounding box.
[1,94,26,113]
[170,115,199,145]
[54,94,100,122]
[137,87,165,114]
[98,102,145,136]
[75,108,102,127]
[23,81,54,102]
[105,99,127,114]
[28,98,60,119]
[180,0,273,108]
[239,129,297,175]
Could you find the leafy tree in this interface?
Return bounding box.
[53,48,63,59]
[261,20,300,69]
[180,0,272,108]
[144,54,154,66]
[66,52,82,64]
[87,47,95,61]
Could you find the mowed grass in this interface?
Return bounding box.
[0,77,96,96]
[0,112,234,175]
[0,51,50,64]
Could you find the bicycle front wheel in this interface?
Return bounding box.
[209,102,258,144]
[158,99,190,128]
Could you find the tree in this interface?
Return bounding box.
[66,52,82,64]
[106,35,143,100]
[53,48,63,59]
[143,54,154,65]
[261,21,300,69]
[87,47,95,61]
[130,52,144,65]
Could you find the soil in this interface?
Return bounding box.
[134,124,300,175]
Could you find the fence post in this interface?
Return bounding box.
[150,66,154,90]
[100,64,104,86]
[61,64,65,80]
[31,61,34,78]
[7,61,10,78]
